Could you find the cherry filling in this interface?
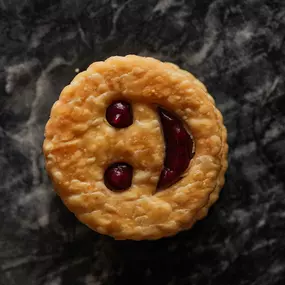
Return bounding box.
[157,107,195,190]
[104,102,194,192]
[104,162,133,191]
[106,101,133,128]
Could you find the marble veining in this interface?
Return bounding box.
[1,0,285,284]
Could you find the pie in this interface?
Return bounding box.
[43,55,228,240]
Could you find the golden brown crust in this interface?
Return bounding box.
[43,55,228,240]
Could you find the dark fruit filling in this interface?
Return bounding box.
[157,107,195,190]
[104,162,133,191]
[104,102,194,192]
[106,101,133,128]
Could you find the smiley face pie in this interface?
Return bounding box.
[43,55,228,240]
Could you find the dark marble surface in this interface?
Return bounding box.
[1,0,285,284]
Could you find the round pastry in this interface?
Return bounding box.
[43,55,228,240]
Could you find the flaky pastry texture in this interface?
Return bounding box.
[43,55,228,240]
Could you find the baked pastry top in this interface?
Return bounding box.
[43,55,228,240]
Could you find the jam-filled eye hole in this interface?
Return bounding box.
[104,162,133,191]
[106,101,133,128]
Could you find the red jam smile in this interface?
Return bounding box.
[157,107,195,190]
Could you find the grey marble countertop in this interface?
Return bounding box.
[1,0,285,284]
